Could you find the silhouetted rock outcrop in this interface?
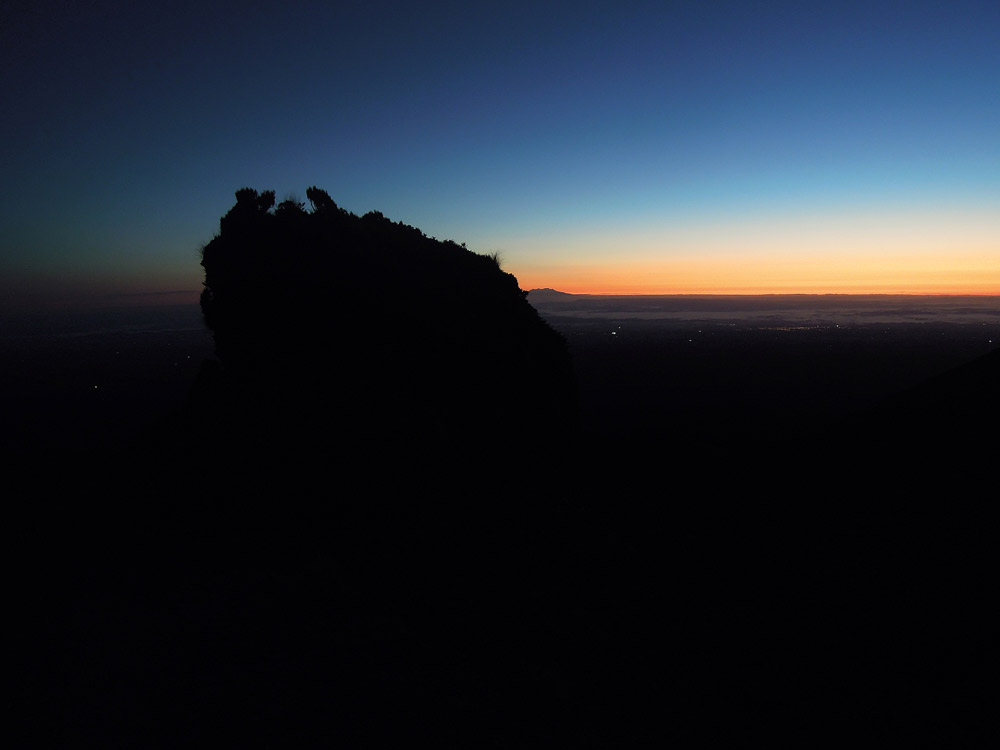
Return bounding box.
[193,187,576,498]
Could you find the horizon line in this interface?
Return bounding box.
[527,288,1000,297]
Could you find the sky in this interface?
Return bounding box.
[1,0,998,309]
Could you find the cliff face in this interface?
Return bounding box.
[195,188,576,494]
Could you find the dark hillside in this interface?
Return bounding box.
[16,190,589,746]
[870,344,998,457]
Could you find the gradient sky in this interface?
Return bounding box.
[2,0,998,309]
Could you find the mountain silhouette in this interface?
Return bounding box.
[189,187,577,500]
[526,287,577,301]
[15,189,587,745]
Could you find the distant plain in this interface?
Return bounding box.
[527,291,999,453]
[3,293,997,462]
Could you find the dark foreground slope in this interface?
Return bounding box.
[14,199,995,745]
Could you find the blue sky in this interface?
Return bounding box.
[2,0,998,307]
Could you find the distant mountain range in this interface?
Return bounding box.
[526,287,576,299]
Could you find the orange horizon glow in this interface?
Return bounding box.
[504,208,1000,296]
[512,272,1000,296]
[513,249,1000,296]
[517,282,1000,296]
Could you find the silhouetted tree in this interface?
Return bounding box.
[275,193,305,216]
[256,189,275,213]
[306,186,338,213]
